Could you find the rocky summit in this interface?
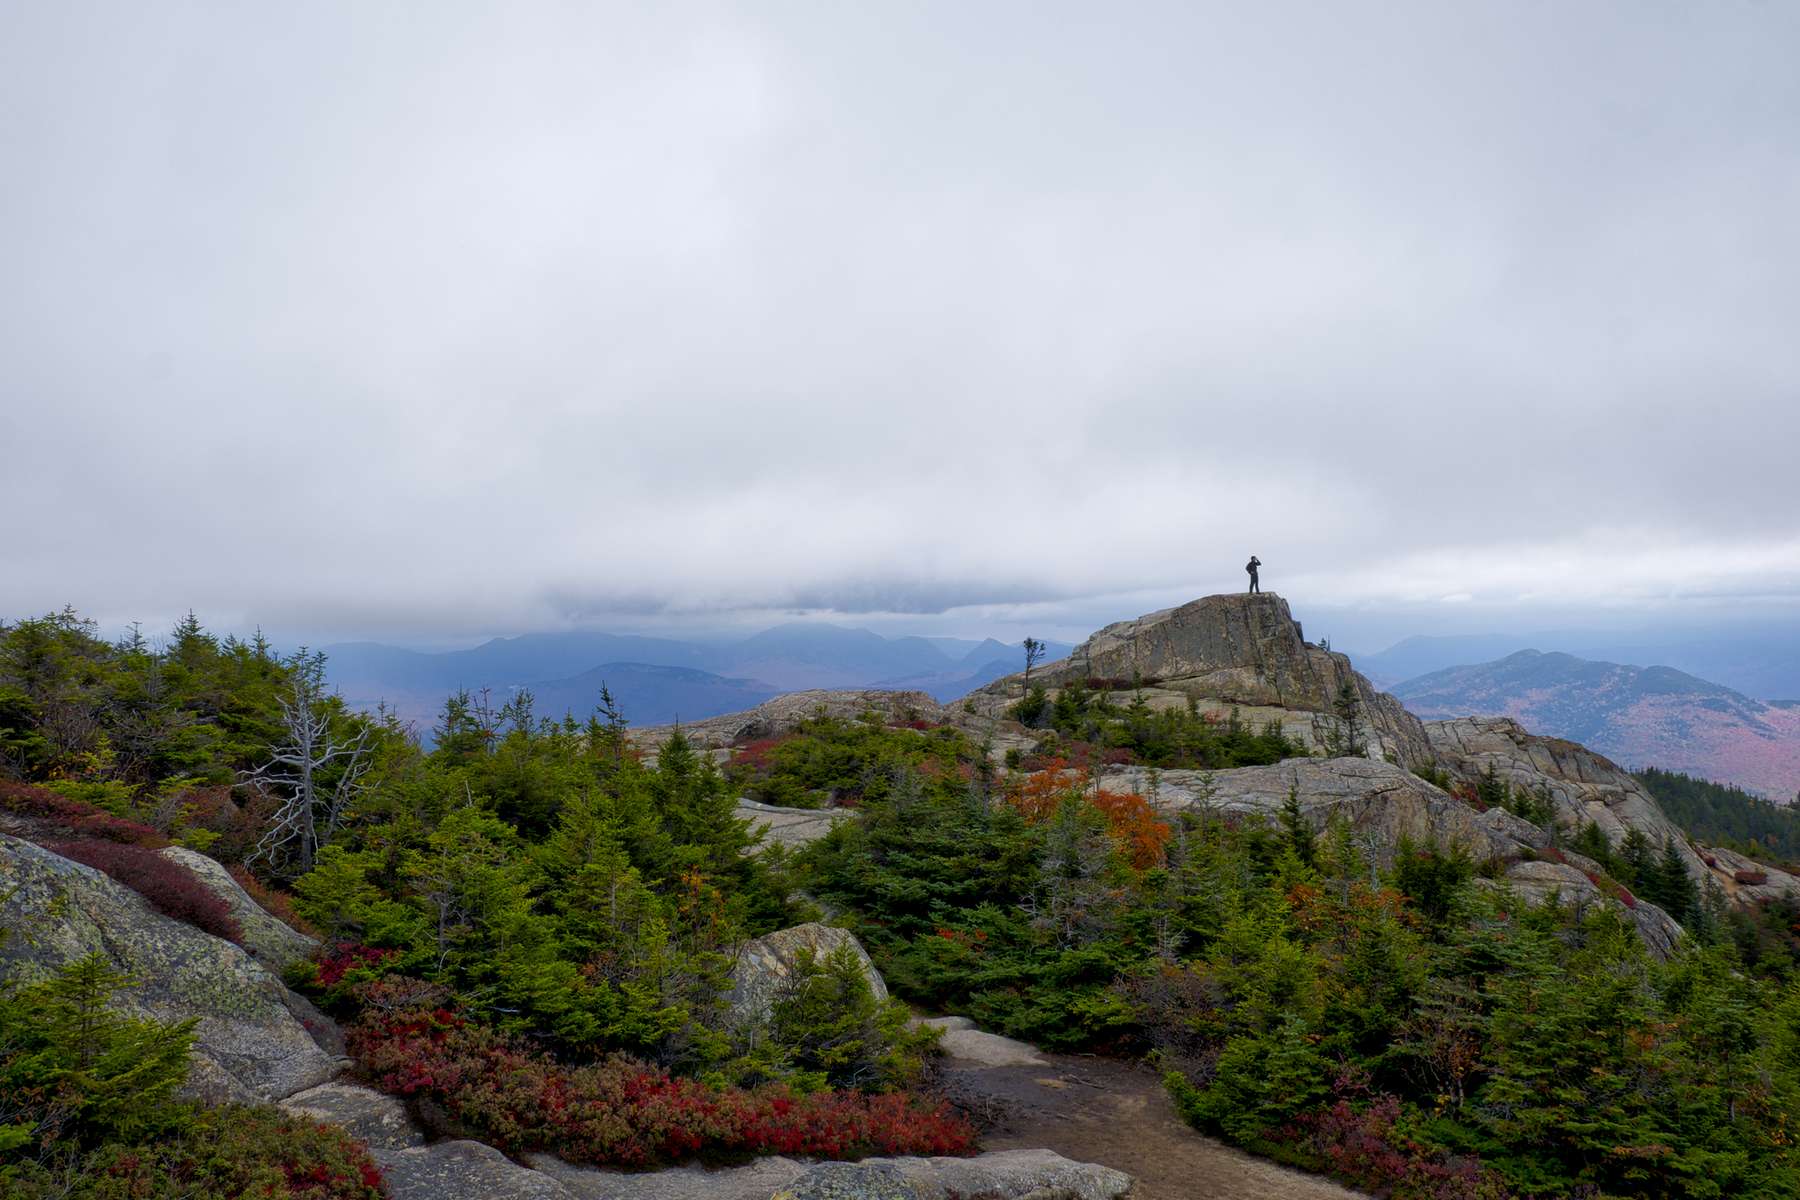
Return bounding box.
[968,593,1433,765]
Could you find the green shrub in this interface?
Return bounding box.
[762,943,939,1091]
[6,1105,383,1199]
[0,953,195,1152]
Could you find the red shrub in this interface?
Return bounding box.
[1290,1092,1498,1200]
[48,839,242,944]
[229,863,320,937]
[0,779,167,846]
[348,1001,976,1167]
[315,942,398,989]
[1736,869,1769,886]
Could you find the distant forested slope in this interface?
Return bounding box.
[1637,766,1800,864]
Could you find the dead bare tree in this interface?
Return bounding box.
[1022,637,1045,686]
[244,650,371,876]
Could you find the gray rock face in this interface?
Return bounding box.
[0,833,339,1102]
[158,845,318,972]
[1488,860,1684,958]
[281,1080,424,1150]
[970,593,1432,766]
[529,1150,1132,1200]
[1103,758,1542,866]
[917,1016,1046,1067]
[1100,758,1689,958]
[738,799,857,849]
[729,923,888,1027]
[1693,844,1800,905]
[377,1141,574,1200]
[1425,717,1711,881]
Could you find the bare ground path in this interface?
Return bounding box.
[942,1050,1364,1200]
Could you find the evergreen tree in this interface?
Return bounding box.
[1279,783,1316,868]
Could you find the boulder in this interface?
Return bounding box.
[281,1080,425,1150]
[729,923,887,1027]
[968,593,1431,766]
[157,845,318,971]
[376,1141,574,1200]
[0,833,339,1102]
[1425,717,1712,882]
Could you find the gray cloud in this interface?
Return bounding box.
[4,1,1798,645]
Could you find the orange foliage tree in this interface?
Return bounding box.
[1003,759,1171,869]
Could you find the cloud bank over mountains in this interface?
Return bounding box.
[4,2,1797,641]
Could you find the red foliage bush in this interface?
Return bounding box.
[315,942,399,989]
[1286,1087,1500,1200]
[0,779,167,846]
[729,735,797,773]
[48,839,242,944]
[229,863,320,937]
[348,1001,976,1167]
[1736,869,1769,886]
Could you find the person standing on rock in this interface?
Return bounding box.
[1246,555,1262,594]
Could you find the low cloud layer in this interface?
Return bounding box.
[5,2,1797,645]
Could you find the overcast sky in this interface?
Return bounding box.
[4,2,1797,649]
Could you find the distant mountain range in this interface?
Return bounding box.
[322,625,1071,736]
[1392,650,1800,800]
[1354,623,1800,702]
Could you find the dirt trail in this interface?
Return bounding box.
[943,1051,1363,1200]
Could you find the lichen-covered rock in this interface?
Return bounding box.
[1425,717,1711,880]
[0,832,339,1102]
[774,1161,916,1200]
[376,1141,574,1200]
[969,593,1431,766]
[728,923,887,1027]
[1488,860,1684,958]
[866,1149,1134,1200]
[527,1153,804,1200]
[157,845,317,971]
[530,1149,1132,1200]
[281,1080,424,1150]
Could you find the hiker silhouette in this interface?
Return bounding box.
[1246,556,1262,594]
